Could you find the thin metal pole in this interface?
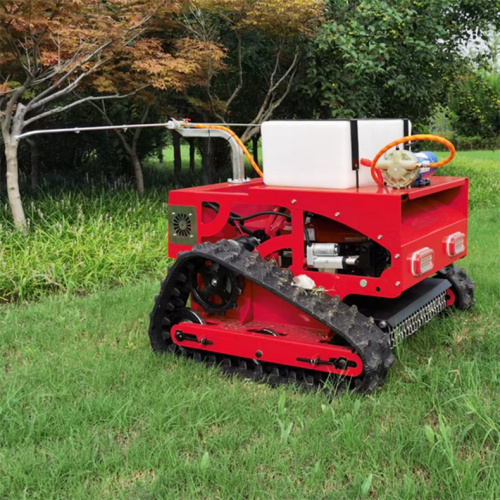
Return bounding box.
[15,122,262,141]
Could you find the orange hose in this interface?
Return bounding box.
[192,124,264,178]
[371,134,456,186]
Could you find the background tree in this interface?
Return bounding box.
[175,0,323,182]
[447,70,500,146]
[0,0,222,232]
[82,25,225,193]
[14,102,133,190]
[295,0,500,124]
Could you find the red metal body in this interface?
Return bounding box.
[168,176,468,300]
[166,176,468,377]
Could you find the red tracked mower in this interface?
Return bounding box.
[148,119,475,392]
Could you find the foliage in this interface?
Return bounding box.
[199,0,323,37]
[447,71,500,140]
[453,135,500,150]
[0,0,227,230]
[0,0,215,98]
[298,0,500,123]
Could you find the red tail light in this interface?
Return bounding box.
[411,247,434,276]
[445,232,466,257]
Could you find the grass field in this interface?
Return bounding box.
[452,150,500,161]
[0,190,170,303]
[1,150,500,498]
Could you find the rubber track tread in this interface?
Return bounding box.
[149,240,394,393]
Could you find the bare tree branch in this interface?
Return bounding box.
[254,48,298,123]
[87,98,151,156]
[31,40,97,87]
[182,5,228,122]
[181,4,219,42]
[21,36,33,75]
[88,99,133,155]
[269,49,299,94]
[205,43,225,122]
[224,32,243,111]
[3,76,31,132]
[241,48,300,143]
[0,87,16,97]
[206,74,225,123]
[260,65,298,120]
[26,10,153,109]
[132,102,151,149]
[28,71,89,112]
[27,40,112,109]
[23,86,149,128]
[127,10,156,34]
[5,30,23,61]
[248,47,284,125]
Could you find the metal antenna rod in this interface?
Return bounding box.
[15,122,262,141]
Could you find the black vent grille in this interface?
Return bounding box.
[172,213,192,238]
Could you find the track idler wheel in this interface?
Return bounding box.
[437,264,475,310]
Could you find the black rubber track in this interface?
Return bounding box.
[149,240,394,393]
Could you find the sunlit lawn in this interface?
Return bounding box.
[0,150,499,498]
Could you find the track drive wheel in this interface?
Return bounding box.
[190,260,239,313]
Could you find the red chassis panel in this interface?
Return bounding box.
[168,176,468,300]
[172,281,363,377]
[170,321,363,377]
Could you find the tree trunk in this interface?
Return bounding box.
[199,138,231,184]
[173,131,182,183]
[158,145,164,164]
[199,139,215,184]
[130,149,145,194]
[115,134,145,194]
[189,139,195,173]
[4,139,27,234]
[0,144,5,193]
[252,135,259,165]
[28,138,40,190]
[1,102,28,233]
[72,145,83,170]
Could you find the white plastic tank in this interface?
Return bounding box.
[261,119,411,189]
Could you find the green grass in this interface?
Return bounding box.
[436,149,500,209]
[0,190,170,303]
[450,150,500,161]
[0,150,499,498]
[0,205,499,499]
